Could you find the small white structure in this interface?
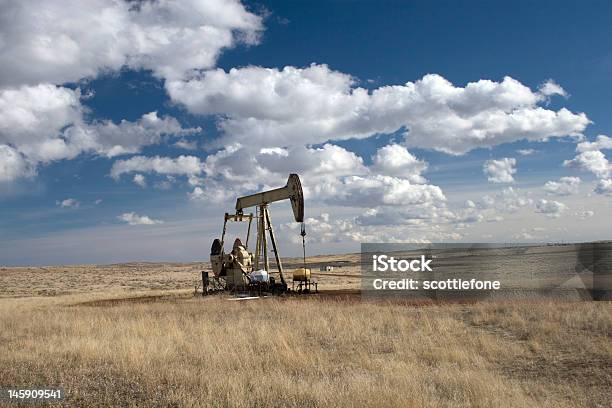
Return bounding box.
[319,265,334,272]
[248,269,270,283]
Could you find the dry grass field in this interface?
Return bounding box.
[0,255,610,407]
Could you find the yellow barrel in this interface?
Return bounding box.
[293,268,311,282]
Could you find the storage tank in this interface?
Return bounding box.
[293,268,311,282]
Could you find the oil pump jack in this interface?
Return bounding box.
[207,174,313,294]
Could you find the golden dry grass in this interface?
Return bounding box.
[1,295,610,407]
[1,255,610,407]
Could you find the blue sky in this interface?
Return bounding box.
[0,0,611,265]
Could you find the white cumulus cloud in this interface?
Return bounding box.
[0,84,199,181]
[564,150,610,179]
[191,142,446,218]
[167,65,589,154]
[118,212,163,226]
[492,187,533,213]
[517,148,536,156]
[69,111,200,158]
[575,135,612,153]
[190,143,369,197]
[133,174,146,188]
[535,199,567,218]
[182,141,451,226]
[543,176,581,196]
[0,145,34,182]
[595,179,612,196]
[483,158,517,183]
[110,155,203,179]
[370,144,427,183]
[280,212,464,244]
[0,84,83,164]
[564,135,612,196]
[0,0,255,182]
[315,174,445,208]
[56,198,79,208]
[0,0,262,86]
[538,79,567,98]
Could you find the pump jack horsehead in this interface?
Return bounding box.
[208,174,315,295]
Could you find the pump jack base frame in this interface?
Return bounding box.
[199,271,318,297]
[292,279,318,294]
